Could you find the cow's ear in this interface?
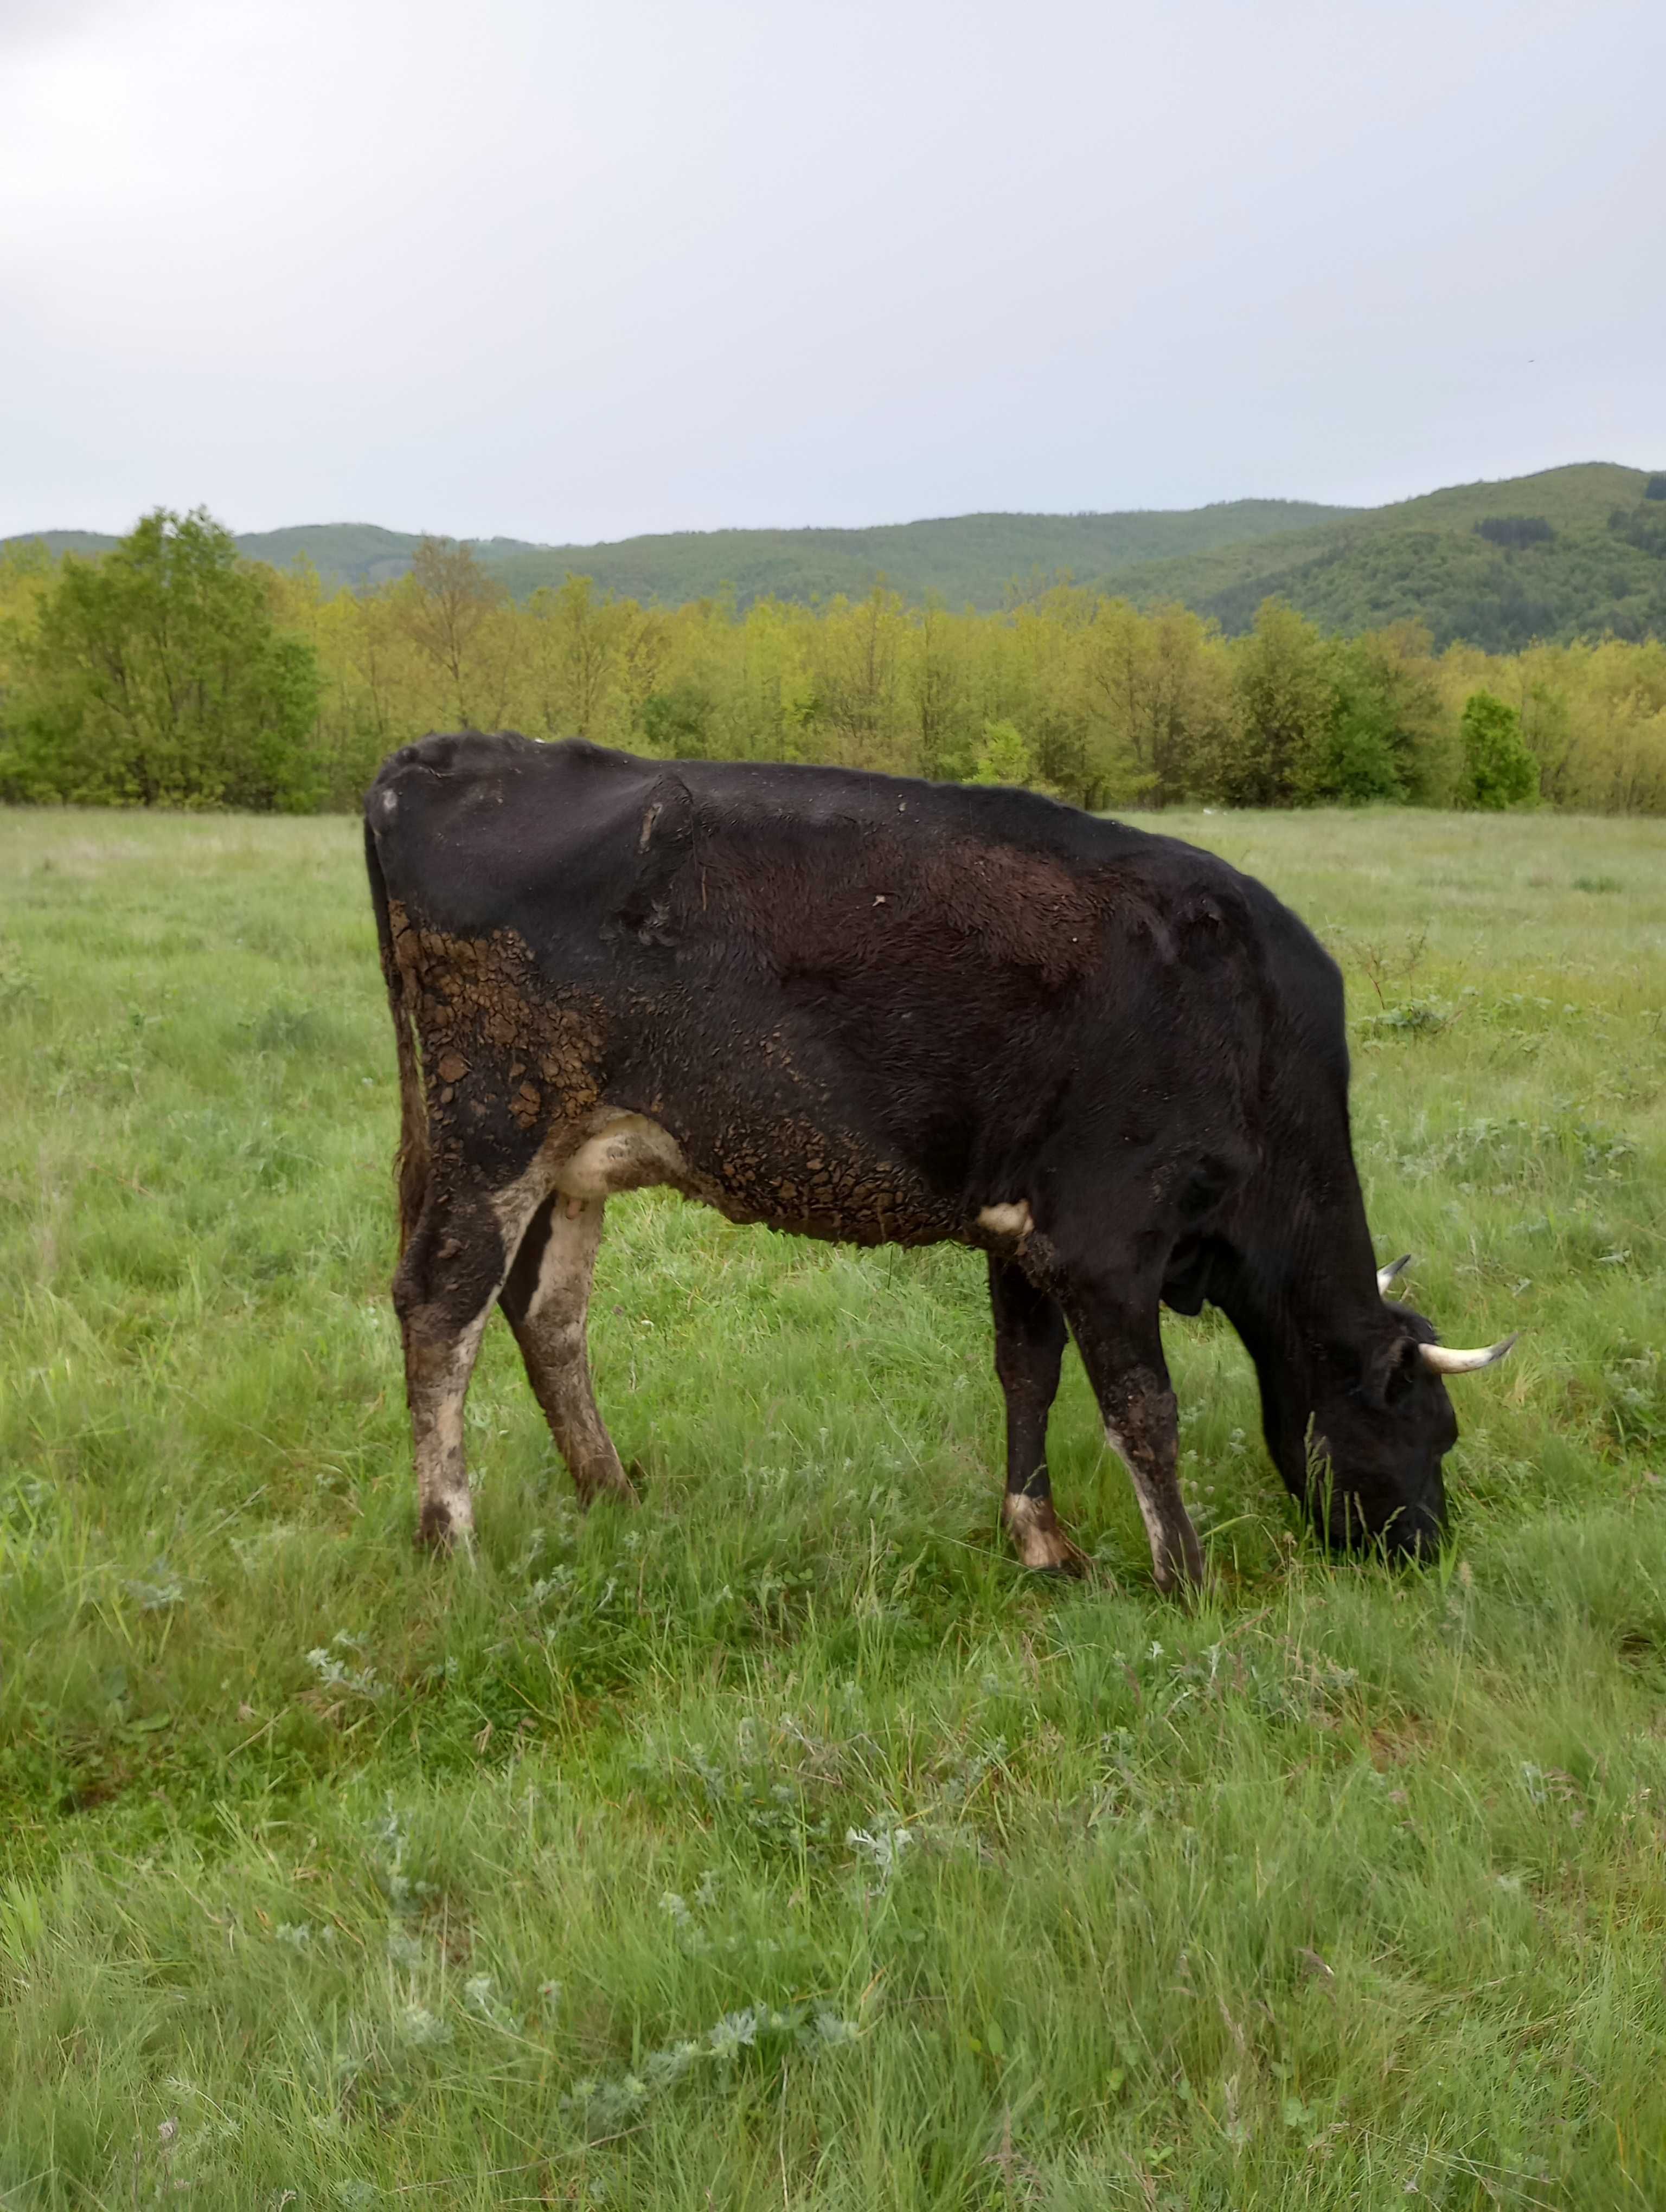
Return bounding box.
[1361,1333,1422,1409]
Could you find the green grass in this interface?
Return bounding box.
[1,805,1664,2208]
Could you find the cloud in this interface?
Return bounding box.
[2,0,1662,538]
[0,0,137,51]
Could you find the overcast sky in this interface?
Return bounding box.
[3,0,1662,544]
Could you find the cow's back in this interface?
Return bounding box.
[366,735,1322,1242]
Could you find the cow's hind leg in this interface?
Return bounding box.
[989,1256,1084,1573]
[1060,1272,1204,1596]
[500,1194,637,1507]
[394,1176,549,1551]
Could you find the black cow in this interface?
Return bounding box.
[364,733,1513,1590]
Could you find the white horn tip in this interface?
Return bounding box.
[1376,1253,1413,1295]
[1420,1332,1520,1375]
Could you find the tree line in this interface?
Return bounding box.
[2,509,1663,814]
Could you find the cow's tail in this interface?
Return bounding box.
[364,815,429,1258]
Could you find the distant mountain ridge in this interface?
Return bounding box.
[5,499,1350,605]
[9,462,1666,650]
[5,522,551,594]
[480,500,1353,610]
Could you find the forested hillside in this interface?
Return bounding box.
[4,511,1664,818]
[480,500,1348,608]
[10,463,1665,647]
[4,524,550,596]
[4,500,1348,606]
[1107,464,1666,649]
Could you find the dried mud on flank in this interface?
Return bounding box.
[388,904,958,1248]
[386,899,605,1152]
[691,1107,960,1247]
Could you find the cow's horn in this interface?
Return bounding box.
[1419,1333,1518,1375]
[1376,1254,1412,1295]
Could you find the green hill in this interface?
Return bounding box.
[480,499,1350,608]
[0,523,558,595]
[9,530,130,562]
[233,523,435,588]
[8,462,1665,646]
[1104,463,1666,648]
[0,523,554,596]
[2,502,1350,606]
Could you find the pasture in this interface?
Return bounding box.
[1,802,1663,2209]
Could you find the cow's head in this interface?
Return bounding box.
[1296,1257,1516,1559]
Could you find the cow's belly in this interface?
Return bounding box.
[544,1106,966,1248]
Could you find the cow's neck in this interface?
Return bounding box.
[1216,1189,1388,1491]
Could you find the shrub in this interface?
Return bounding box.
[1459,690,1539,810]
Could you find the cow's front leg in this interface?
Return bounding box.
[393,1177,547,1551]
[989,1256,1084,1573]
[1061,1284,1204,1596]
[500,1193,637,1507]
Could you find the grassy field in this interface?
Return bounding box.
[1,804,1664,2209]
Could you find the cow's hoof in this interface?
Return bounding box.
[578,1468,642,1509]
[1003,1494,1091,1576]
[415,1507,474,1556]
[1151,1556,1204,1602]
[1032,1540,1091,1580]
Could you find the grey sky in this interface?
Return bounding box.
[3,0,1662,543]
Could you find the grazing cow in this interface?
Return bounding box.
[364,734,1514,1591]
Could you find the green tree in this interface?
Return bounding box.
[0,509,318,808]
[1515,673,1575,805]
[0,539,56,716]
[804,585,911,772]
[1078,600,1233,807]
[396,537,510,731]
[638,679,716,757]
[967,719,1036,787]
[907,599,970,781]
[1214,600,1336,805]
[1297,626,1444,805]
[519,573,659,742]
[1459,690,1539,809]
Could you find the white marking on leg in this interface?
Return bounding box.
[509,1196,633,1503]
[413,1309,491,1545]
[1103,1420,1200,1592]
[490,1156,561,1241]
[1003,1491,1045,1544]
[1107,1423,1171,1561]
[411,1162,556,1548]
[526,1197,596,1323]
[978,1200,1034,1244]
[1002,1489,1081,1571]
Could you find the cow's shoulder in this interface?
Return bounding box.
[368,735,692,942]
[369,732,653,824]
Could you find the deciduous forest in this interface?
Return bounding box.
[3,507,1664,816]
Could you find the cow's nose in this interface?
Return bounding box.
[1382,1501,1444,1561]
